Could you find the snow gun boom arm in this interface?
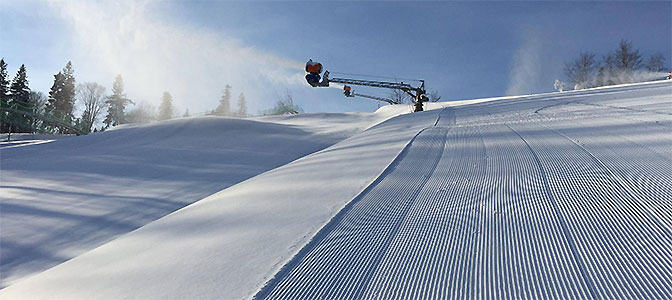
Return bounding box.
[343,87,398,105]
[329,77,425,100]
[304,59,428,111]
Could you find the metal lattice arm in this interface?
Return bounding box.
[329,77,415,91]
[351,92,398,105]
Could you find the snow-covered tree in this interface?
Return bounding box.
[553,80,567,92]
[158,91,174,120]
[215,85,231,116]
[237,92,247,117]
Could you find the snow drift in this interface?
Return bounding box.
[0,111,403,289]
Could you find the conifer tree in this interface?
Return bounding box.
[215,85,231,116]
[237,92,247,117]
[46,61,76,125]
[104,75,133,127]
[9,64,31,107]
[0,59,9,102]
[8,64,32,132]
[183,109,190,117]
[1,59,11,133]
[158,91,174,120]
[47,71,65,111]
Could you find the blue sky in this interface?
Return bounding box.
[1,1,670,115]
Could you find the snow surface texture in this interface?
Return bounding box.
[0,112,401,289]
[1,81,671,299]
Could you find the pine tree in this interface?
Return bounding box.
[46,61,76,125]
[237,92,247,117]
[1,59,11,133]
[47,71,65,114]
[215,85,231,116]
[104,75,133,128]
[183,109,190,117]
[7,64,32,132]
[0,59,9,102]
[158,91,174,120]
[9,65,31,107]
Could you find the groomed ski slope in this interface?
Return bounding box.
[259,81,672,299]
[1,81,671,299]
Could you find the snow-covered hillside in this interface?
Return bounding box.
[0,111,403,289]
[1,81,671,299]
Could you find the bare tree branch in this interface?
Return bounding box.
[76,82,106,133]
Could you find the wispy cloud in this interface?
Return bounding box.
[48,0,304,114]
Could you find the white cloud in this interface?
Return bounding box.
[48,0,305,114]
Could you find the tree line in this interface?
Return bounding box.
[209,85,247,117]
[1,59,135,134]
[0,59,259,136]
[128,84,251,124]
[560,39,669,91]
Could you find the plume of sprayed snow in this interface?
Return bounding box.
[48,0,305,114]
[506,28,542,96]
[598,69,668,85]
[572,69,669,90]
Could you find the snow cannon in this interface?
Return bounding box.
[305,73,321,87]
[305,59,322,87]
[305,59,329,87]
[305,59,323,74]
[343,85,353,97]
